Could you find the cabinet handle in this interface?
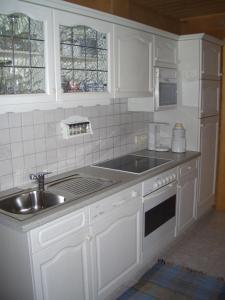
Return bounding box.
[131,191,138,198]
[112,200,126,207]
[86,235,93,241]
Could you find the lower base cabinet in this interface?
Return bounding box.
[29,185,142,300]
[32,230,92,300]
[90,197,141,300]
[176,159,198,236]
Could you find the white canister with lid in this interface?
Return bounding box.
[171,123,186,153]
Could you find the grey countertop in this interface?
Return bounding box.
[0,149,200,232]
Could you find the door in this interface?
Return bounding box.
[154,35,177,68]
[177,173,197,235]
[198,116,219,216]
[201,40,221,80]
[114,25,153,98]
[200,80,220,117]
[32,230,91,300]
[90,198,141,300]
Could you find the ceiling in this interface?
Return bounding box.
[131,0,225,19]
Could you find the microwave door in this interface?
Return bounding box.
[154,68,177,111]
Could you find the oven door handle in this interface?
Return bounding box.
[143,181,177,201]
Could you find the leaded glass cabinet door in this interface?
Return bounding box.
[54,11,113,106]
[0,0,54,113]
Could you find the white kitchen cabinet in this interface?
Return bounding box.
[114,25,153,98]
[179,34,222,83]
[89,185,142,300]
[154,35,177,68]
[179,35,222,112]
[201,40,221,80]
[200,80,220,117]
[176,159,198,235]
[198,116,219,218]
[0,0,55,113]
[29,208,92,300]
[53,10,113,106]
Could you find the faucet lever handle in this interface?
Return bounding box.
[29,171,52,181]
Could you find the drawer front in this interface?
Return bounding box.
[30,208,88,253]
[89,184,141,223]
[179,159,198,179]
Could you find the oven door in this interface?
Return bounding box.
[143,181,177,262]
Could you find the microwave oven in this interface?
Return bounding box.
[154,67,177,111]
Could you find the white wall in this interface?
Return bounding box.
[0,99,153,191]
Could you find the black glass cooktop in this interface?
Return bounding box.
[94,155,171,174]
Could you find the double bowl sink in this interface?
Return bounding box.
[0,174,117,218]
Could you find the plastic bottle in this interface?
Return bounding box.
[171,123,186,153]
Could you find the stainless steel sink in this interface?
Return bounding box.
[0,191,66,215]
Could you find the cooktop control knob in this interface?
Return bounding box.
[157,180,162,186]
[162,179,166,185]
[165,177,170,183]
[172,174,176,180]
[153,182,158,189]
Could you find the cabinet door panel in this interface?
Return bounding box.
[91,200,141,300]
[199,116,218,212]
[32,231,91,300]
[200,80,220,117]
[154,36,177,67]
[114,25,153,98]
[201,40,221,80]
[177,178,196,234]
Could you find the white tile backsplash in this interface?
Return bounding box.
[0,99,153,191]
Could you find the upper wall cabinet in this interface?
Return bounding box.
[0,0,55,113]
[178,36,222,82]
[201,40,221,80]
[114,25,153,98]
[154,35,177,68]
[53,10,113,106]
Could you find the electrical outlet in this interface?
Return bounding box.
[135,134,147,145]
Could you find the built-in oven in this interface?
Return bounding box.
[142,168,177,262]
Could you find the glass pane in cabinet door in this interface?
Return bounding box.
[30,19,44,40]
[86,71,98,92]
[73,70,86,92]
[97,32,107,49]
[86,48,97,70]
[60,25,72,44]
[98,49,107,71]
[0,67,14,94]
[31,68,45,93]
[59,25,108,94]
[0,13,46,95]
[98,71,107,92]
[14,67,31,94]
[85,27,97,48]
[31,40,44,67]
[13,14,29,39]
[73,46,85,69]
[0,15,12,36]
[73,26,85,46]
[0,37,13,67]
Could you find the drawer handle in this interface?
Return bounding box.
[112,200,126,207]
[187,166,192,170]
[131,191,138,198]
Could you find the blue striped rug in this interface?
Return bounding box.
[117,260,225,300]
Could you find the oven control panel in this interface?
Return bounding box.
[142,168,177,196]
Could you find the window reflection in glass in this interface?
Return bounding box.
[0,13,45,95]
[60,25,108,93]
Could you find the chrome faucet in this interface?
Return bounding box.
[29,172,52,191]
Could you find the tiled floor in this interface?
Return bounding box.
[163,209,225,279]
